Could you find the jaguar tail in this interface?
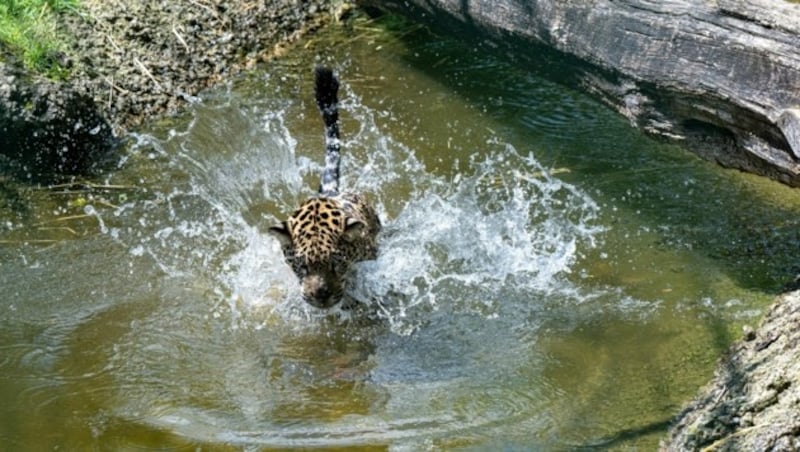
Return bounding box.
[315,66,340,196]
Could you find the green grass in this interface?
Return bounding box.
[0,0,79,77]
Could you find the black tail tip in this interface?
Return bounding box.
[315,66,339,109]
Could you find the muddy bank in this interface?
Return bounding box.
[0,0,346,181]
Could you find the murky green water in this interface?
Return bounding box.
[3,11,800,450]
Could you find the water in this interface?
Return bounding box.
[2,11,800,450]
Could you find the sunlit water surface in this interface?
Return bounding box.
[2,12,800,450]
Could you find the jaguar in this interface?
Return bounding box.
[269,67,380,309]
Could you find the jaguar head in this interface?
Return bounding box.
[269,198,366,308]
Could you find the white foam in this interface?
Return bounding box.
[117,83,608,334]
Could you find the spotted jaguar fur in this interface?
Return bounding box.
[269,67,380,309]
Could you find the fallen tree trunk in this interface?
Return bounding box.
[359,0,800,186]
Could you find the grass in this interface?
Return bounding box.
[0,0,79,77]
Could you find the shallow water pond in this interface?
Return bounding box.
[3,12,800,450]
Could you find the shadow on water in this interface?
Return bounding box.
[559,312,734,449]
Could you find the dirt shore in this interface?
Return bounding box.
[0,0,345,180]
[60,0,347,132]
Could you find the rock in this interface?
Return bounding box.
[660,289,800,450]
[359,0,800,186]
[0,61,117,182]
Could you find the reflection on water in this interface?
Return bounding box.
[2,10,800,450]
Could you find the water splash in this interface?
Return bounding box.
[349,139,605,334]
[112,79,608,337]
[3,20,795,451]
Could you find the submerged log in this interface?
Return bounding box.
[360,0,800,186]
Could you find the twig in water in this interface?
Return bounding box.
[37,226,79,236]
[34,214,93,226]
[95,199,120,210]
[44,182,139,191]
[0,239,60,244]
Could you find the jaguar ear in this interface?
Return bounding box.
[342,218,365,242]
[268,222,292,247]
